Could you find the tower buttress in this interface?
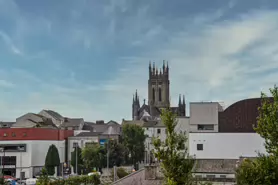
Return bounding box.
[132,90,140,120]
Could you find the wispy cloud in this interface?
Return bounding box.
[0,31,22,55]
[1,0,278,123]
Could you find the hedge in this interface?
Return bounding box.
[37,174,100,185]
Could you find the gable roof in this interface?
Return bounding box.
[60,118,83,127]
[44,110,63,120]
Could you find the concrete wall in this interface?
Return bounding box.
[189,102,220,132]
[0,140,65,178]
[189,133,266,159]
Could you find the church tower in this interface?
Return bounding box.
[148,61,170,108]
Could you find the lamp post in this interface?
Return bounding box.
[73,143,78,175]
[17,146,24,183]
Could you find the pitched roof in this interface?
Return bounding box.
[102,126,119,135]
[60,118,83,127]
[0,122,15,128]
[74,131,102,137]
[193,159,238,174]
[44,110,63,120]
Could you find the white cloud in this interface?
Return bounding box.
[0,31,22,55]
[97,9,278,121]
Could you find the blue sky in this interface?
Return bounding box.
[1,0,278,122]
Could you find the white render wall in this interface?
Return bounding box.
[189,133,266,159]
[0,140,65,178]
[189,102,220,132]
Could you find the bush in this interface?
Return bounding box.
[36,174,100,185]
[117,167,129,179]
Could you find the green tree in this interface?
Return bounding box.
[152,109,195,185]
[236,85,278,184]
[36,167,50,185]
[71,146,83,174]
[122,124,146,167]
[45,144,60,176]
[82,143,104,173]
[104,139,125,167]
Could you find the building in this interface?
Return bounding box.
[13,113,57,129]
[218,97,273,133]
[0,128,73,179]
[67,120,121,162]
[189,102,223,132]
[189,132,266,159]
[132,62,186,120]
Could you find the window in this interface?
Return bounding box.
[152,88,155,100]
[197,124,214,130]
[157,129,161,134]
[220,175,226,178]
[158,88,162,101]
[197,144,203,151]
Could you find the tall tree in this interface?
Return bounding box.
[122,124,146,167]
[71,146,83,174]
[152,109,195,185]
[236,85,278,184]
[82,143,104,173]
[45,144,60,175]
[104,139,125,167]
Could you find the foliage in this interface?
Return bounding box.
[37,174,100,185]
[37,167,50,185]
[45,144,60,175]
[153,109,195,185]
[255,85,278,155]
[111,167,130,180]
[236,85,278,184]
[122,124,146,166]
[82,143,104,172]
[71,146,83,174]
[104,139,125,167]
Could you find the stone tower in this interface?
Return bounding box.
[148,61,170,108]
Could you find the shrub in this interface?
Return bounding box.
[37,174,100,185]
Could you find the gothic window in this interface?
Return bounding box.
[158,88,162,101]
[152,88,155,100]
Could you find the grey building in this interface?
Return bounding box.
[132,62,186,120]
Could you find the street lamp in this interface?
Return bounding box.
[73,143,79,175]
[17,146,24,183]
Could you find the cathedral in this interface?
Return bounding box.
[132,61,186,120]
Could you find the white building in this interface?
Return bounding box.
[189,132,266,159]
[0,128,73,179]
[189,102,223,132]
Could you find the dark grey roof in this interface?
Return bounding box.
[82,122,94,130]
[60,118,83,127]
[0,122,15,128]
[44,110,63,120]
[193,159,238,174]
[74,131,102,137]
[107,120,119,125]
[142,121,158,127]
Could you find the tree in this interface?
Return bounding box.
[45,144,60,176]
[236,85,278,184]
[36,167,50,185]
[71,146,83,174]
[152,109,195,185]
[104,139,125,167]
[82,143,104,173]
[122,124,146,167]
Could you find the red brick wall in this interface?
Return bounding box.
[0,128,74,141]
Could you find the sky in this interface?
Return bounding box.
[0,0,278,123]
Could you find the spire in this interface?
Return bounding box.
[135,89,138,102]
[153,62,155,73]
[143,99,146,105]
[163,60,165,73]
[183,95,185,105]
[179,94,181,105]
[133,94,135,104]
